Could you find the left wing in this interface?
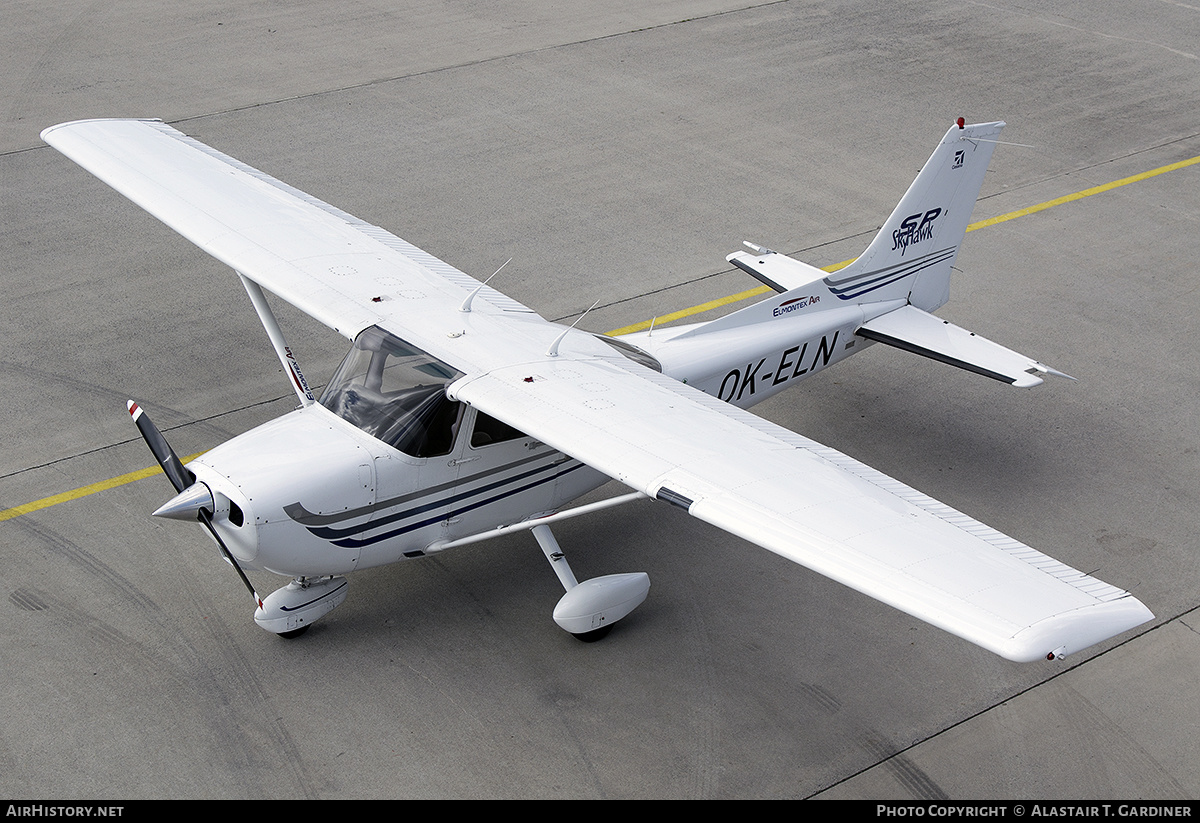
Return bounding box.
[45,119,1153,662]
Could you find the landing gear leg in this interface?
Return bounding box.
[532,524,650,641]
[533,523,578,590]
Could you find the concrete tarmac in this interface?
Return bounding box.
[2,1,1198,799]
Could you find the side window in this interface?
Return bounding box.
[470,411,526,448]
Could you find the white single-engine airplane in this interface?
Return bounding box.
[43,117,1153,660]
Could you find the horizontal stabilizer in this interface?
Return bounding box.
[857,305,1071,387]
[726,245,830,294]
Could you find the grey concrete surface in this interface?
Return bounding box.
[2,0,1198,799]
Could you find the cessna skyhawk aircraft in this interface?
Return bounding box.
[42,117,1153,660]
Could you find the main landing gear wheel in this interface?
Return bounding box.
[571,625,612,643]
[532,524,649,641]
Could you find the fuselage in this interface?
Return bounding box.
[193,286,892,579]
[190,401,606,576]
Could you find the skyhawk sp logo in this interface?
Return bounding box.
[892,208,942,255]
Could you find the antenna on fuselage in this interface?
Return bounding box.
[459,257,512,313]
[547,299,602,357]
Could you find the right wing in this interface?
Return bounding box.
[450,350,1153,663]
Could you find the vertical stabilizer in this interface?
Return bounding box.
[824,120,1004,311]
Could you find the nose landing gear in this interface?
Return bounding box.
[254,575,349,638]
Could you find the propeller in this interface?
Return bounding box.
[127,400,193,493]
[127,401,263,609]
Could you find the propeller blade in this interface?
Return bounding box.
[127,400,263,610]
[198,508,264,610]
[127,400,194,493]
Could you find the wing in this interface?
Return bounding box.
[449,354,1152,662]
[45,119,1152,662]
[41,119,535,344]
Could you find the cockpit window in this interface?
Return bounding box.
[321,326,464,458]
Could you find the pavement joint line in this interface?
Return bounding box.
[4,151,1198,522]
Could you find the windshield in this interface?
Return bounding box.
[321,326,464,458]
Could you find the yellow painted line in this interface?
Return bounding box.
[607,258,854,336]
[607,152,1200,336]
[0,453,206,522]
[967,153,1200,231]
[608,285,773,336]
[6,151,1200,521]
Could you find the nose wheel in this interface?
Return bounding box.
[254,576,349,637]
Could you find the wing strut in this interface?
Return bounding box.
[238,274,315,406]
[424,491,648,552]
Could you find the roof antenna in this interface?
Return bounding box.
[547,299,601,357]
[460,257,512,313]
